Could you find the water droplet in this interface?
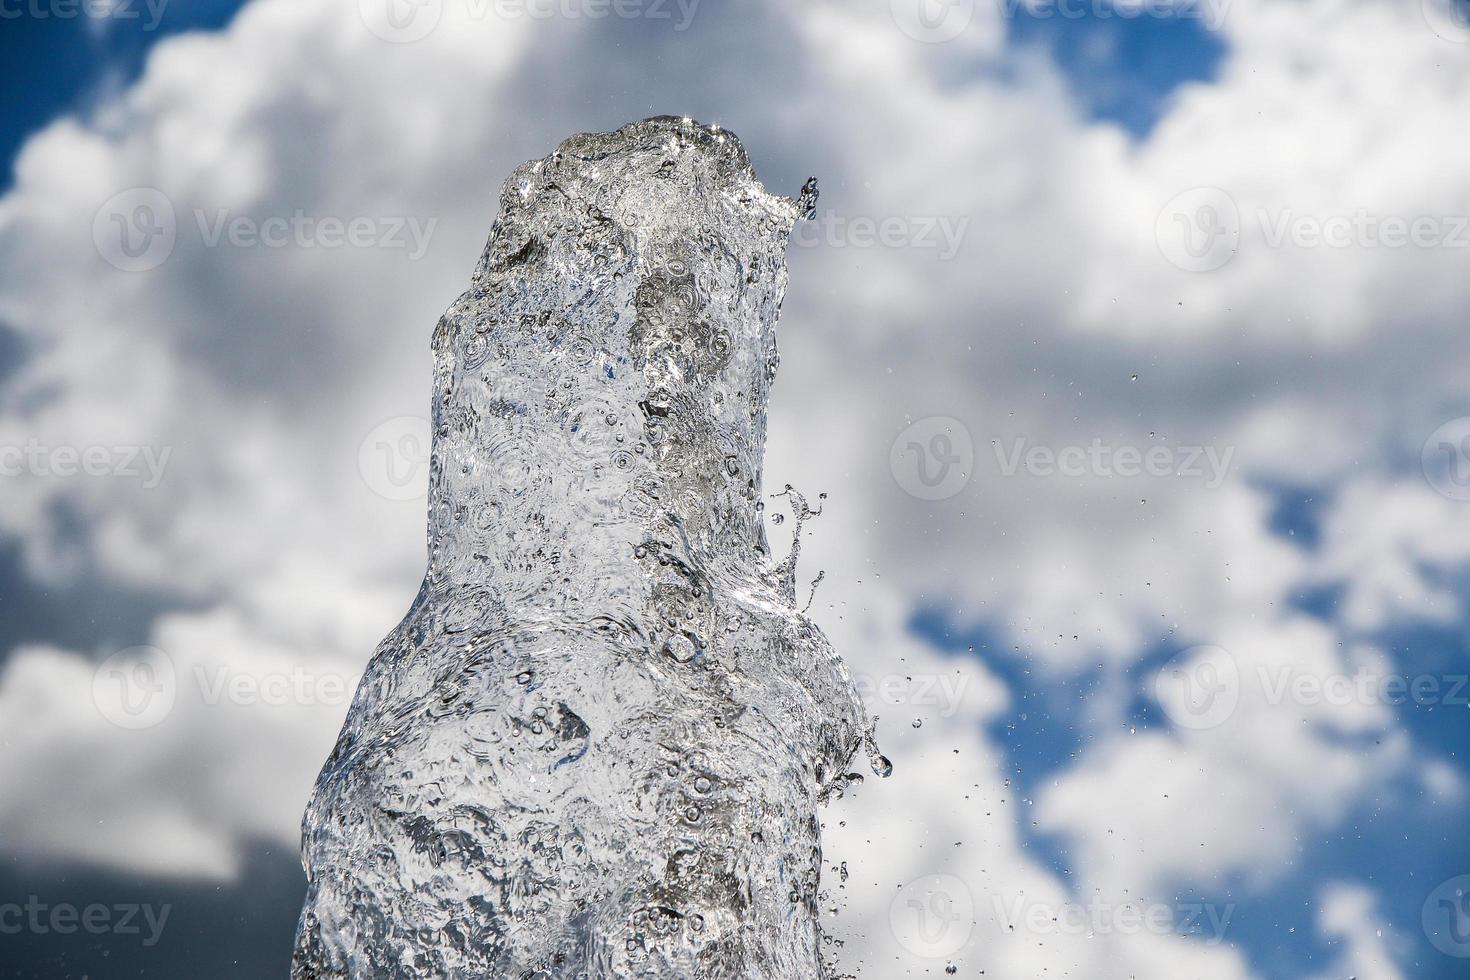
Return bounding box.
[296,118,871,979]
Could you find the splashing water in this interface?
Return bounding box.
[293,117,879,979]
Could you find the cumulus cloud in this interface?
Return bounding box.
[1,0,1464,974]
[1310,882,1405,980]
[1037,616,1409,899]
[1310,478,1470,630]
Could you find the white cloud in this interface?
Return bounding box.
[1037,617,1408,898]
[0,619,357,879]
[817,585,1258,978]
[1310,478,1470,630]
[0,0,1461,977]
[1309,882,1405,980]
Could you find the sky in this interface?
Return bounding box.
[2,0,1470,976]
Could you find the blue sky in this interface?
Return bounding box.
[912,592,1470,977]
[3,1,1469,977]
[1006,2,1226,134]
[0,0,245,187]
[1,11,317,975]
[917,467,1470,978]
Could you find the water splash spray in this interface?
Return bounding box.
[294,117,880,978]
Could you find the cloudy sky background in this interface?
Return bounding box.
[2,0,1470,975]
